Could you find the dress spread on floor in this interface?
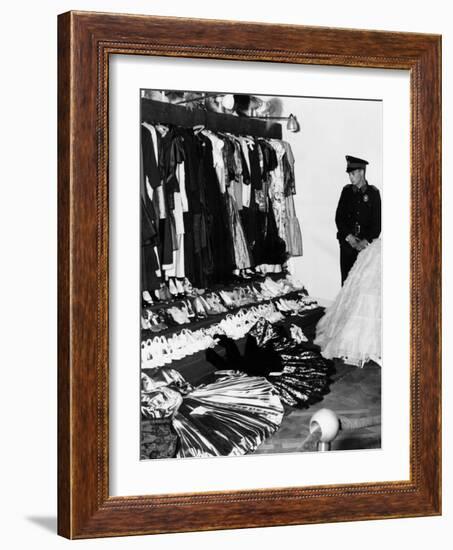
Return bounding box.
[314,238,382,366]
[207,318,333,408]
[141,368,284,459]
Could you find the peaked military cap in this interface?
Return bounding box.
[345,155,369,173]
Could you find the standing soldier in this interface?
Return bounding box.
[335,155,381,284]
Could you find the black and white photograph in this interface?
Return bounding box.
[139,88,382,460]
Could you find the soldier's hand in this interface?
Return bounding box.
[345,234,359,248]
[356,239,369,251]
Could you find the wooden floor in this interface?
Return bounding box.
[255,361,382,454]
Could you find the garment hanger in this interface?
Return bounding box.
[155,123,169,137]
[193,124,205,135]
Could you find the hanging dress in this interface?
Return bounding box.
[281,140,303,257]
[268,140,289,247]
[217,133,253,270]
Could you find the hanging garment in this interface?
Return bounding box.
[140,139,161,292]
[165,161,187,279]
[226,184,253,270]
[285,194,303,257]
[141,123,161,189]
[199,133,235,283]
[282,140,296,196]
[232,138,244,210]
[258,138,278,182]
[178,128,213,287]
[280,140,303,256]
[141,368,284,458]
[248,138,262,191]
[238,137,252,208]
[236,138,258,253]
[141,195,161,292]
[268,140,289,248]
[202,130,226,193]
[260,195,288,266]
[220,134,253,270]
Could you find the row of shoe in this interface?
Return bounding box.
[216,303,285,340]
[142,273,306,308]
[141,302,291,368]
[141,329,217,369]
[141,278,313,335]
[275,296,318,315]
[217,276,305,307]
[141,292,230,332]
[142,277,205,306]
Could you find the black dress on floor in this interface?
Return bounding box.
[206,318,334,408]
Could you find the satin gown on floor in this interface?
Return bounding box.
[206,318,334,409]
[314,238,382,366]
[141,368,284,459]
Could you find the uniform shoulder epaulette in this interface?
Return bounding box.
[368,184,380,192]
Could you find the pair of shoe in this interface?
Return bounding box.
[255,302,284,324]
[248,284,265,302]
[295,296,318,311]
[276,298,300,314]
[284,274,305,292]
[217,314,246,340]
[231,287,254,307]
[141,309,168,332]
[180,278,206,297]
[217,289,234,309]
[204,293,227,314]
[192,296,210,318]
[147,329,216,365]
[154,283,172,302]
[142,290,154,306]
[141,336,172,369]
[168,278,185,297]
[261,277,286,297]
[290,324,308,344]
[167,306,190,325]
[216,309,257,340]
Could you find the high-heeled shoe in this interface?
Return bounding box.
[290,324,308,343]
[174,278,185,295]
[158,336,172,364]
[182,277,194,296]
[168,278,179,297]
[161,283,172,302]
[183,299,196,319]
[142,290,154,305]
[206,293,227,314]
[192,297,208,319]
[148,312,168,332]
[198,294,215,315]
[142,338,157,369]
[141,313,152,330]
[167,306,190,325]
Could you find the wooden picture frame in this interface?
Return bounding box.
[58,10,441,539]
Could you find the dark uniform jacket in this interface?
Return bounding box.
[335,182,381,243]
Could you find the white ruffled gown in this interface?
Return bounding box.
[315,238,382,366]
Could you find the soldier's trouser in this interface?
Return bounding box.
[339,242,358,285]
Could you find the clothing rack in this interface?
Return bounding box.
[141,98,283,139]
